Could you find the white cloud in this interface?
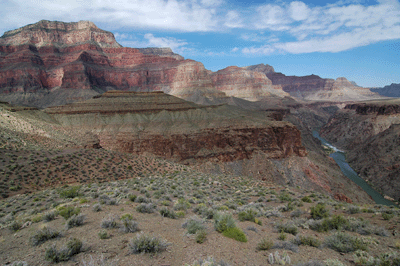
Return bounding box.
[224,11,244,28]
[242,45,275,55]
[143,33,188,52]
[1,0,400,56]
[231,47,239,52]
[289,1,310,21]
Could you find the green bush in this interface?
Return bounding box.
[173,198,191,211]
[195,229,207,244]
[257,237,274,250]
[159,207,177,219]
[310,203,329,220]
[45,238,83,262]
[30,226,61,246]
[213,212,236,233]
[222,227,248,242]
[382,212,394,220]
[59,186,81,198]
[324,232,368,253]
[301,196,312,203]
[293,235,321,247]
[58,206,80,220]
[238,208,258,222]
[98,230,109,239]
[129,233,169,254]
[276,221,299,235]
[128,194,137,202]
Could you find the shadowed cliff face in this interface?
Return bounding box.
[321,99,400,201]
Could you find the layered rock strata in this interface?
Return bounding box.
[265,73,379,101]
[45,91,307,162]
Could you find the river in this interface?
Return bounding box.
[312,130,395,206]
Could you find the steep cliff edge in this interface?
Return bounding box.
[44,91,307,161]
[320,99,400,201]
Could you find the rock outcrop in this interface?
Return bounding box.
[45,91,307,162]
[265,73,380,101]
[211,66,288,101]
[0,20,223,108]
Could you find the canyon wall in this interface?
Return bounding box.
[321,99,400,201]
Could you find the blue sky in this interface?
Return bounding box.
[1,0,400,87]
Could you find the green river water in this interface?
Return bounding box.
[312,131,395,206]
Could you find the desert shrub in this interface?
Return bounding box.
[30,226,61,246]
[301,196,312,203]
[45,238,83,262]
[310,215,349,232]
[382,212,394,220]
[238,208,258,222]
[278,192,292,202]
[272,241,299,252]
[58,206,80,220]
[173,198,191,211]
[135,196,151,203]
[213,212,236,233]
[136,203,156,213]
[278,231,287,241]
[182,216,206,234]
[128,233,169,254]
[98,230,109,239]
[347,205,361,214]
[222,227,247,242]
[194,205,215,219]
[101,214,119,229]
[324,232,368,253]
[176,211,186,218]
[59,186,81,198]
[66,214,86,229]
[310,203,329,220]
[257,237,274,250]
[120,218,139,233]
[293,235,321,248]
[195,229,207,244]
[290,209,304,218]
[128,194,137,202]
[9,220,22,232]
[276,221,299,235]
[159,207,177,219]
[43,211,57,222]
[32,214,43,223]
[92,203,102,212]
[120,213,133,220]
[265,209,282,218]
